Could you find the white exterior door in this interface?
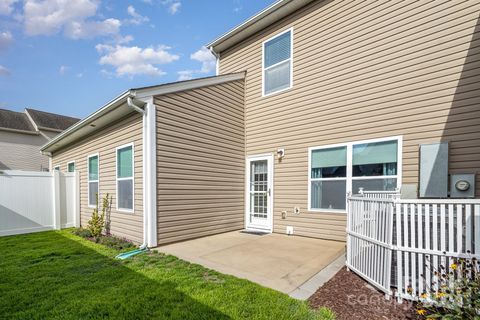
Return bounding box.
[246,155,273,232]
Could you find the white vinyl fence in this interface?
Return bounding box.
[347,193,480,301]
[0,170,80,236]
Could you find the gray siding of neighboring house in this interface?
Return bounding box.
[40,130,61,140]
[218,0,480,241]
[154,79,245,245]
[0,130,50,171]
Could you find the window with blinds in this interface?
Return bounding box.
[116,144,134,211]
[263,29,292,96]
[309,137,401,212]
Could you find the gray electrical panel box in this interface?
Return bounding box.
[419,142,448,198]
[450,174,476,198]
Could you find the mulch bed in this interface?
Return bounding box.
[309,268,418,320]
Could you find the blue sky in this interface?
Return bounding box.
[0,0,272,118]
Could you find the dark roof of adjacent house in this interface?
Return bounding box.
[0,109,36,133]
[25,108,80,132]
[0,108,80,134]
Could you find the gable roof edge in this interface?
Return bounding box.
[206,0,315,54]
[41,72,246,154]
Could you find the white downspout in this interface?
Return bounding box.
[127,94,157,249]
[144,97,157,248]
[127,95,149,249]
[209,46,220,76]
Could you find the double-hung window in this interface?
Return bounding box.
[116,144,134,212]
[309,137,401,212]
[263,29,293,96]
[88,154,99,207]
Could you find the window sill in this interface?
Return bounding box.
[262,85,293,98]
[117,208,135,214]
[308,208,347,214]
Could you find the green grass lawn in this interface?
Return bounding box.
[0,230,334,320]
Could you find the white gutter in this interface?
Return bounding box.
[41,90,131,153]
[0,127,40,135]
[127,96,146,115]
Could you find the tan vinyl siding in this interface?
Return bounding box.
[155,80,245,245]
[52,114,143,243]
[219,0,480,241]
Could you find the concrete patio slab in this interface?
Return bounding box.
[154,231,345,297]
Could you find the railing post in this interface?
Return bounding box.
[52,170,61,230]
[346,192,352,271]
[74,171,81,228]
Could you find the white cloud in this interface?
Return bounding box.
[59,65,69,75]
[96,44,179,77]
[0,65,10,76]
[177,47,216,81]
[168,2,180,14]
[64,18,121,39]
[177,70,193,81]
[76,72,83,78]
[23,0,121,39]
[191,46,216,73]
[0,31,13,51]
[0,0,18,15]
[161,0,181,15]
[126,5,149,25]
[114,34,134,45]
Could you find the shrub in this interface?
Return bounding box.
[416,254,480,319]
[72,228,92,238]
[87,193,111,239]
[98,235,135,251]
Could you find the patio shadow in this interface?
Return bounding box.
[442,13,480,198]
[0,231,230,320]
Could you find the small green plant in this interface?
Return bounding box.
[87,193,111,240]
[316,307,336,320]
[98,235,135,251]
[72,228,92,238]
[415,253,480,319]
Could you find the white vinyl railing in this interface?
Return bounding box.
[347,196,395,296]
[0,170,80,236]
[347,193,480,301]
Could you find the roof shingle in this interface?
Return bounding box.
[0,109,36,132]
[25,108,80,131]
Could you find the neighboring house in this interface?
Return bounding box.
[42,0,480,247]
[0,109,79,171]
